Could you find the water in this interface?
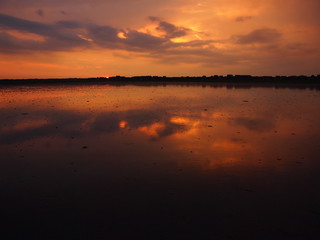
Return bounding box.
[1,83,320,239]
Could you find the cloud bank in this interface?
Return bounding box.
[0,0,319,77]
[0,14,210,53]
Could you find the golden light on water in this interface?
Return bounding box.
[119,121,128,129]
[138,123,166,138]
[3,83,318,171]
[1,83,320,238]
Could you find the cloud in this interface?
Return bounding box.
[3,12,306,73]
[3,14,309,76]
[56,21,83,29]
[0,32,40,52]
[0,0,319,77]
[124,30,171,50]
[235,16,253,22]
[87,24,171,51]
[0,14,89,52]
[87,24,119,43]
[149,16,190,39]
[0,14,92,51]
[35,9,44,17]
[0,13,210,54]
[0,14,54,36]
[235,28,282,45]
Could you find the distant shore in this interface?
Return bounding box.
[1,75,320,90]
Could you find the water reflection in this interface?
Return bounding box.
[1,84,320,239]
[231,117,275,132]
[1,85,320,168]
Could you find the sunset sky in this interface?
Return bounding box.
[0,0,319,78]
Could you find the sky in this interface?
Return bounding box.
[0,0,319,78]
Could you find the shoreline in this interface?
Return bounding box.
[1,75,320,90]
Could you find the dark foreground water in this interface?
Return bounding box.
[1,83,320,239]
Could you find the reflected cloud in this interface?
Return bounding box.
[124,112,193,141]
[211,139,251,151]
[1,85,320,174]
[0,107,195,144]
[119,120,128,129]
[138,122,166,139]
[0,108,88,144]
[1,119,48,133]
[231,117,275,132]
[181,139,255,170]
[91,114,120,134]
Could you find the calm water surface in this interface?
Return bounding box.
[1,84,320,239]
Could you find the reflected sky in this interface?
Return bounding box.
[1,84,320,169]
[1,84,320,239]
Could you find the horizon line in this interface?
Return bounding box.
[1,74,320,81]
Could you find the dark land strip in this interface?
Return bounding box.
[1,75,320,90]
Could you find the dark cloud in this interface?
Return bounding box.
[124,30,170,50]
[87,24,118,41]
[35,9,44,17]
[0,32,42,52]
[0,14,88,52]
[0,13,211,54]
[56,21,83,29]
[149,16,190,39]
[235,28,282,45]
[0,14,89,52]
[0,14,54,36]
[0,12,239,68]
[235,16,253,22]
[86,23,172,51]
[86,24,119,46]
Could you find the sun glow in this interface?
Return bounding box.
[117,32,127,39]
[171,37,189,43]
